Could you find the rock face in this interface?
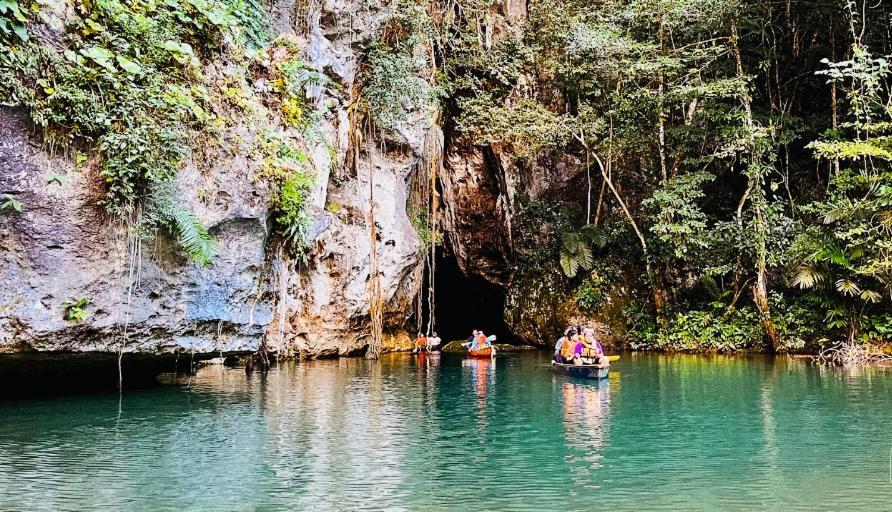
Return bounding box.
[0,110,274,354]
[440,142,513,286]
[0,0,431,358]
[263,0,433,357]
[0,0,600,360]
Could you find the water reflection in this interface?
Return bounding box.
[3,352,892,510]
[461,356,496,439]
[560,378,612,488]
[462,356,495,401]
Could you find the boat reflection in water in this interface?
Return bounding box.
[560,377,613,487]
[462,356,496,438]
[462,356,495,400]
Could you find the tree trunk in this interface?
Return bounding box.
[647,261,669,327]
[592,151,668,325]
[732,16,780,351]
[752,264,780,352]
[657,15,668,183]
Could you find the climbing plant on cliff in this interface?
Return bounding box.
[0,0,268,265]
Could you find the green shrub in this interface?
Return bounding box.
[274,171,314,251]
[255,131,315,253]
[629,302,764,352]
[0,0,268,265]
[362,48,431,130]
[61,296,92,322]
[574,264,617,311]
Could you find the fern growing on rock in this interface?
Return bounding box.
[148,184,215,267]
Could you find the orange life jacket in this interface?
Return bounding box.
[476,334,487,347]
[417,336,427,346]
[561,338,574,358]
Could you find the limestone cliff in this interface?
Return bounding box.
[0,0,605,360]
[0,0,434,357]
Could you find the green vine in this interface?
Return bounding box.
[0,0,269,265]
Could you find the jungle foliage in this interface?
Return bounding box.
[0,0,321,264]
[433,0,892,352]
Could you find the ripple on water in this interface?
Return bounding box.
[2,352,892,510]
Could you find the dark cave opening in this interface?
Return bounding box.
[426,248,513,343]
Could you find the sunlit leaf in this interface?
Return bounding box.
[860,289,882,303]
[835,278,861,296]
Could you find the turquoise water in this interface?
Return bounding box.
[2,351,892,510]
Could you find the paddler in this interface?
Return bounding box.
[462,330,479,349]
[475,330,489,349]
[414,332,428,353]
[582,327,610,366]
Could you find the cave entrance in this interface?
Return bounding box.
[424,248,512,343]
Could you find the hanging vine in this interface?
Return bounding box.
[348,86,385,359]
[408,126,444,335]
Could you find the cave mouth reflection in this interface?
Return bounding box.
[426,248,512,343]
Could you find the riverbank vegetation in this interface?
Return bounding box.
[350,0,892,356]
[435,0,892,357]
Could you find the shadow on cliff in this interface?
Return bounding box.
[0,353,202,398]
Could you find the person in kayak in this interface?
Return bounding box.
[413,332,428,353]
[475,330,489,349]
[428,332,441,351]
[462,330,479,349]
[581,327,610,366]
[558,329,579,363]
[553,337,565,363]
[553,327,574,363]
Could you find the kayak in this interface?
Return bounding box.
[468,346,495,358]
[552,361,609,379]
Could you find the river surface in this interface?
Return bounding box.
[1,351,892,511]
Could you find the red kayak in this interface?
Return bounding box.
[468,346,494,358]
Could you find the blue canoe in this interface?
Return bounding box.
[552,362,609,379]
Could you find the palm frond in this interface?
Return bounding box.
[835,278,861,296]
[860,289,882,303]
[792,266,825,289]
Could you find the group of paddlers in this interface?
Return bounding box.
[461,329,495,350]
[413,332,442,353]
[553,326,610,366]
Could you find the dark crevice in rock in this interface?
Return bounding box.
[432,247,513,342]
